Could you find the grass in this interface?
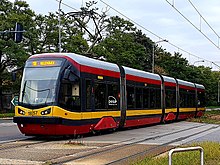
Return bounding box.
[188,110,220,124]
[207,106,220,109]
[133,141,220,165]
[134,109,220,165]
[64,139,85,146]
[0,113,14,118]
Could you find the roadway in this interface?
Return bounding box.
[0,119,26,143]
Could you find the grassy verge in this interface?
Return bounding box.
[207,106,220,109]
[133,141,220,165]
[134,110,220,165]
[0,113,14,118]
[187,110,220,124]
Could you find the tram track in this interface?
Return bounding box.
[51,123,218,165]
[0,135,83,151]
[106,125,220,165]
[0,137,52,151]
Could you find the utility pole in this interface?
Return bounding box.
[0,50,3,112]
[58,0,62,53]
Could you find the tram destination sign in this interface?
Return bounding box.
[26,59,63,67]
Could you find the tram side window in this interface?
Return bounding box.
[165,89,176,108]
[180,89,195,108]
[94,83,106,109]
[136,88,143,109]
[59,83,71,106]
[59,81,81,111]
[107,84,119,110]
[198,91,205,107]
[86,80,91,109]
[143,88,149,109]
[127,86,135,109]
[149,88,161,109]
[180,90,187,108]
[188,91,196,107]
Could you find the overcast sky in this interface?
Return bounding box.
[15,0,220,70]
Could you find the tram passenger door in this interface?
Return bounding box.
[93,82,108,117]
[82,80,92,120]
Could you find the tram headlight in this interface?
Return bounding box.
[18,109,25,115]
[41,108,51,115]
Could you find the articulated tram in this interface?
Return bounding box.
[13,53,205,136]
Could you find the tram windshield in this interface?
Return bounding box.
[19,67,60,106]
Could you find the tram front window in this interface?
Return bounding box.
[19,67,60,106]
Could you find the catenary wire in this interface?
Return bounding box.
[54,0,220,68]
[99,0,217,66]
[187,0,220,41]
[165,0,220,50]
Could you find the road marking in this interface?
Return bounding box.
[0,123,16,127]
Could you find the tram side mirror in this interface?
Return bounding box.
[63,68,70,80]
[12,72,16,82]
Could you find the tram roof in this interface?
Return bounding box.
[162,75,176,84]
[123,66,161,81]
[31,53,162,81]
[31,53,203,88]
[177,79,195,88]
[195,83,205,89]
[31,53,120,73]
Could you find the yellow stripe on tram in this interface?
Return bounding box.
[179,108,196,112]
[16,106,167,120]
[165,108,177,113]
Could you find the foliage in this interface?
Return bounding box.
[188,110,220,124]
[30,12,89,54]
[93,16,153,71]
[155,46,218,105]
[0,0,32,68]
[0,0,34,111]
[156,49,190,78]
[0,113,14,118]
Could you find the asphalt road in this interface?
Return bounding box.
[0,119,26,143]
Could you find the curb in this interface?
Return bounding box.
[0,117,13,120]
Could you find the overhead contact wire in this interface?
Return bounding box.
[100,0,213,64]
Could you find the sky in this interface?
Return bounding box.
[12,0,220,70]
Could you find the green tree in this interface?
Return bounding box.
[0,0,34,112]
[196,67,218,105]
[93,16,153,71]
[156,51,190,79]
[155,47,219,105]
[28,12,88,54]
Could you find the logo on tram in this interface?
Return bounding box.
[108,96,117,105]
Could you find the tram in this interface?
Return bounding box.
[13,53,205,135]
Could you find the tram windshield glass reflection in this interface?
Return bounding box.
[19,67,60,106]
